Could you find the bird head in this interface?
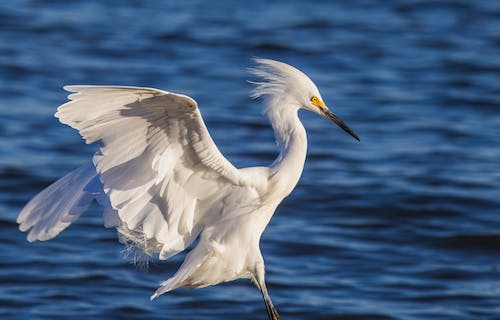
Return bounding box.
[249,58,359,141]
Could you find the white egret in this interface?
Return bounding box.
[17,58,359,320]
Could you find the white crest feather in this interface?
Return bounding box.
[248,58,316,100]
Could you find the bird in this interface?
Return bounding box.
[17,58,359,320]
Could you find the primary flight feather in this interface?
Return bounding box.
[17,58,359,320]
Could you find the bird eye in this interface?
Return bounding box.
[310,96,325,109]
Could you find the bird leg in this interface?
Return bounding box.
[261,288,280,320]
[253,265,280,320]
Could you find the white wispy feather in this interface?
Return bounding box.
[249,58,317,101]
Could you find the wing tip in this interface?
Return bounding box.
[63,85,90,93]
[63,85,77,92]
[62,85,199,109]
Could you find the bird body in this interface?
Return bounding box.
[17,59,359,320]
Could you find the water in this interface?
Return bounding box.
[1,1,499,319]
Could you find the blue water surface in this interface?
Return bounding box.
[1,1,499,319]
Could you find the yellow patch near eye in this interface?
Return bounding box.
[311,96,326,108]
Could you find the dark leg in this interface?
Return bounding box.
[261,286,280,320]
[253,262,280,320]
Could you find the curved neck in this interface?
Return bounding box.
[266,98,307,197]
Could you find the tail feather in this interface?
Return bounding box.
[17,162,99,242]
[150,273,186,300]
[151,244,210,300]
[150,263,194,300]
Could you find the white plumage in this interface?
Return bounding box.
[17,59,359,320]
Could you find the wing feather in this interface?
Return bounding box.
[56,86,248,257]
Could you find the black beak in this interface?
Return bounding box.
[321,108,360,141]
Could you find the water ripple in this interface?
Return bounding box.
[1,0,499,319]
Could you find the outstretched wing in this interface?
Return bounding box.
[56,86,249,258]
